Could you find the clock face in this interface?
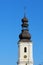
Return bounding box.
[24,55,27,58]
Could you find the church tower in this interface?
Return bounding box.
[17,15,33,65]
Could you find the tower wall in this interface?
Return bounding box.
[17,41,33,65]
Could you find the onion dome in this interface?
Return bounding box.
[22,17,28,22]
[19,16,31,42]
[21,17,28,27]
[19,30,31,39]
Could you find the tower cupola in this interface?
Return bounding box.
[19,16,31,42]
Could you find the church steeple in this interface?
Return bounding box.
[19,16,31,42]
[17,14,33,65]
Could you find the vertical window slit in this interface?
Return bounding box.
[24,47,27,52]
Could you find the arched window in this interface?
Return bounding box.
[24,47,27,52]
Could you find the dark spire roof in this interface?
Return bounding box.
[19,16,31,42]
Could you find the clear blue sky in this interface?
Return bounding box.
[0,0,43,65]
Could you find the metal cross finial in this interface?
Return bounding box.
[24,6,26,17]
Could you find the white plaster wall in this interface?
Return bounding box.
[18,41,33,65]
[18,63,33,65]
